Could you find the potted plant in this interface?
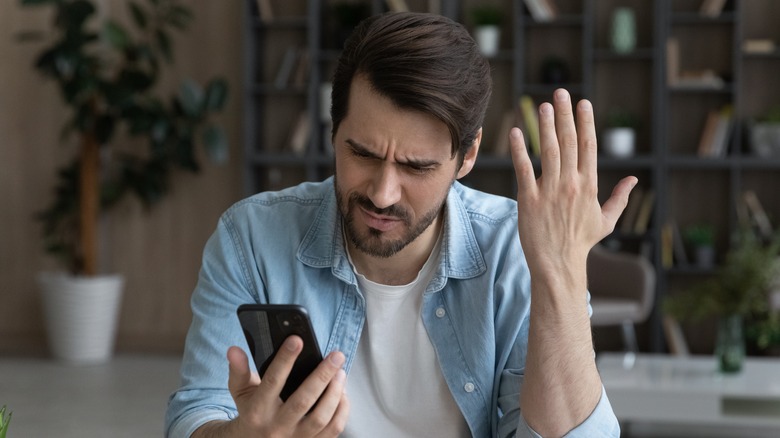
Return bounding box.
[602,107,640,158]
[748,106,780,158]
[684,223,716,268]
[19,0,228,364]
[471,5,502,57]
[664,230,780,371]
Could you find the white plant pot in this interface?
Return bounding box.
[602,127,636,158]
[475,25,500,57]
[38,272,124,365]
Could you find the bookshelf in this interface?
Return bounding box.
[243,0,780,353]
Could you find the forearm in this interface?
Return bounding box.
[191,420,241,438]
[520,263,602,437]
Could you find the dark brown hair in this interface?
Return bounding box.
[330,12,492,164]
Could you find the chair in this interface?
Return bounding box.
[587,244,656,353]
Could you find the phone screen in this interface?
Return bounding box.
[237,304,324,401]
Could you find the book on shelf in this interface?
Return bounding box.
[287,111,311,156]
[742,190,774,239]
[661,222,674,269]
[669,220,689,267]
[699,0,727,18]
[385,0,409,12]
[524,0,556,22]
[697,106,733,157]
[663,316,690,356]
[256,0,273,23]
[274,47,299,89]
[633,189,655,234]
[666,38,680,85]
[493,109,519,157]
[519,95,541,157]
[291,49,310,88]
[620,187,644,235]
[743,39,777,54]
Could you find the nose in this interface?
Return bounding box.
[367,163,401,210]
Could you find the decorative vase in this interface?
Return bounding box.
[602,127,636,158]
[38,272,124,364]
[474,25,500,57]
[611,7,636,54]
[715,314,745,373]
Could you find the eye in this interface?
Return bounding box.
[404,163,436,175]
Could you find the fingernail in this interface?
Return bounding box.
[329,352,345,366]
[540,103,552,115]
[284,337,299,351]
[580,100,592,112]
[555,89,568,101]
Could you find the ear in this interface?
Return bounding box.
[456,128,481,179]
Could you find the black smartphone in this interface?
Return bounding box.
[237,304,324,401]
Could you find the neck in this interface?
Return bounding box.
[347,213,443,285]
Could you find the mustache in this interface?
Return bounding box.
[350,193,410,222]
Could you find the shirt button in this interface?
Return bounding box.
[464,382,475,393]
[435,307,446,318]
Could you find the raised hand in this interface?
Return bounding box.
[509,88,637,274]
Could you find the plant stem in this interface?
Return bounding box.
[80,130,99,276]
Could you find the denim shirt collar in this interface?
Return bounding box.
[295,177,487,287]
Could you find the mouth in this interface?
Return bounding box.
[359,206,403,232]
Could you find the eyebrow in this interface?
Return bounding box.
[344,139,442,168]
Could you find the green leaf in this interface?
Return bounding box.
[204,78,229,111]
[203,125,228,164]
[57,0,96,30]
[94,114,116,144]
[155,29,172,63]
[103,20,130,49]
[178,78,204,117]
[129,2,148,29]
[21,0,58,5]
[167,5,193,30]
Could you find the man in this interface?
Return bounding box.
[166,12,634,437]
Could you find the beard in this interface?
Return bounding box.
[335,178,447,258]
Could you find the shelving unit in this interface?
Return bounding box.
[243,0,780,353]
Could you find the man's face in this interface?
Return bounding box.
[333,76,478,258]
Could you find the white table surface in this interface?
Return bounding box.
[598,353,780,429]
[0,355,182,437]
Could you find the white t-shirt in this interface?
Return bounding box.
[342,233,470,437]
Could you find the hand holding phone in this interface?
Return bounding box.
[237,304,324,401]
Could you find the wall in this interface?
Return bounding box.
[0,1,244,354]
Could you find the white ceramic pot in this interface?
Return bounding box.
[38,272,124,365]
[602,127,636,158]
[474,25,500,57]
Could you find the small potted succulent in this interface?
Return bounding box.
[471,5,502,57]
[684,223,716,268]
[748,106,780,158]
[602,107,640,158]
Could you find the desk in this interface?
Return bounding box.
[598,353,780,435]
[0,355,182,437]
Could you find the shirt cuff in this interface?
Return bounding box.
[515,386,620,437]
[167,408,234,438]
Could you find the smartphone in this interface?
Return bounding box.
[237,304,324,401]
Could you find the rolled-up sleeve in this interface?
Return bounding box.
[514,386,620,437]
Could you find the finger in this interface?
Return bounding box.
[538,101,560,187]
[302,369,347,435]
[279,351,346,422]
[552,89,578,178]
[227,346,261,399]
[256,335,303,404]
[317,392,351,437]
[601,176,639,233]
[508,127,537,196]
[576,99,597,182]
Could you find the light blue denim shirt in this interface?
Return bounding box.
[165,177,620,438]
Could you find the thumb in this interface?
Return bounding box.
[602,176,638,232]
[227,346,260,398]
